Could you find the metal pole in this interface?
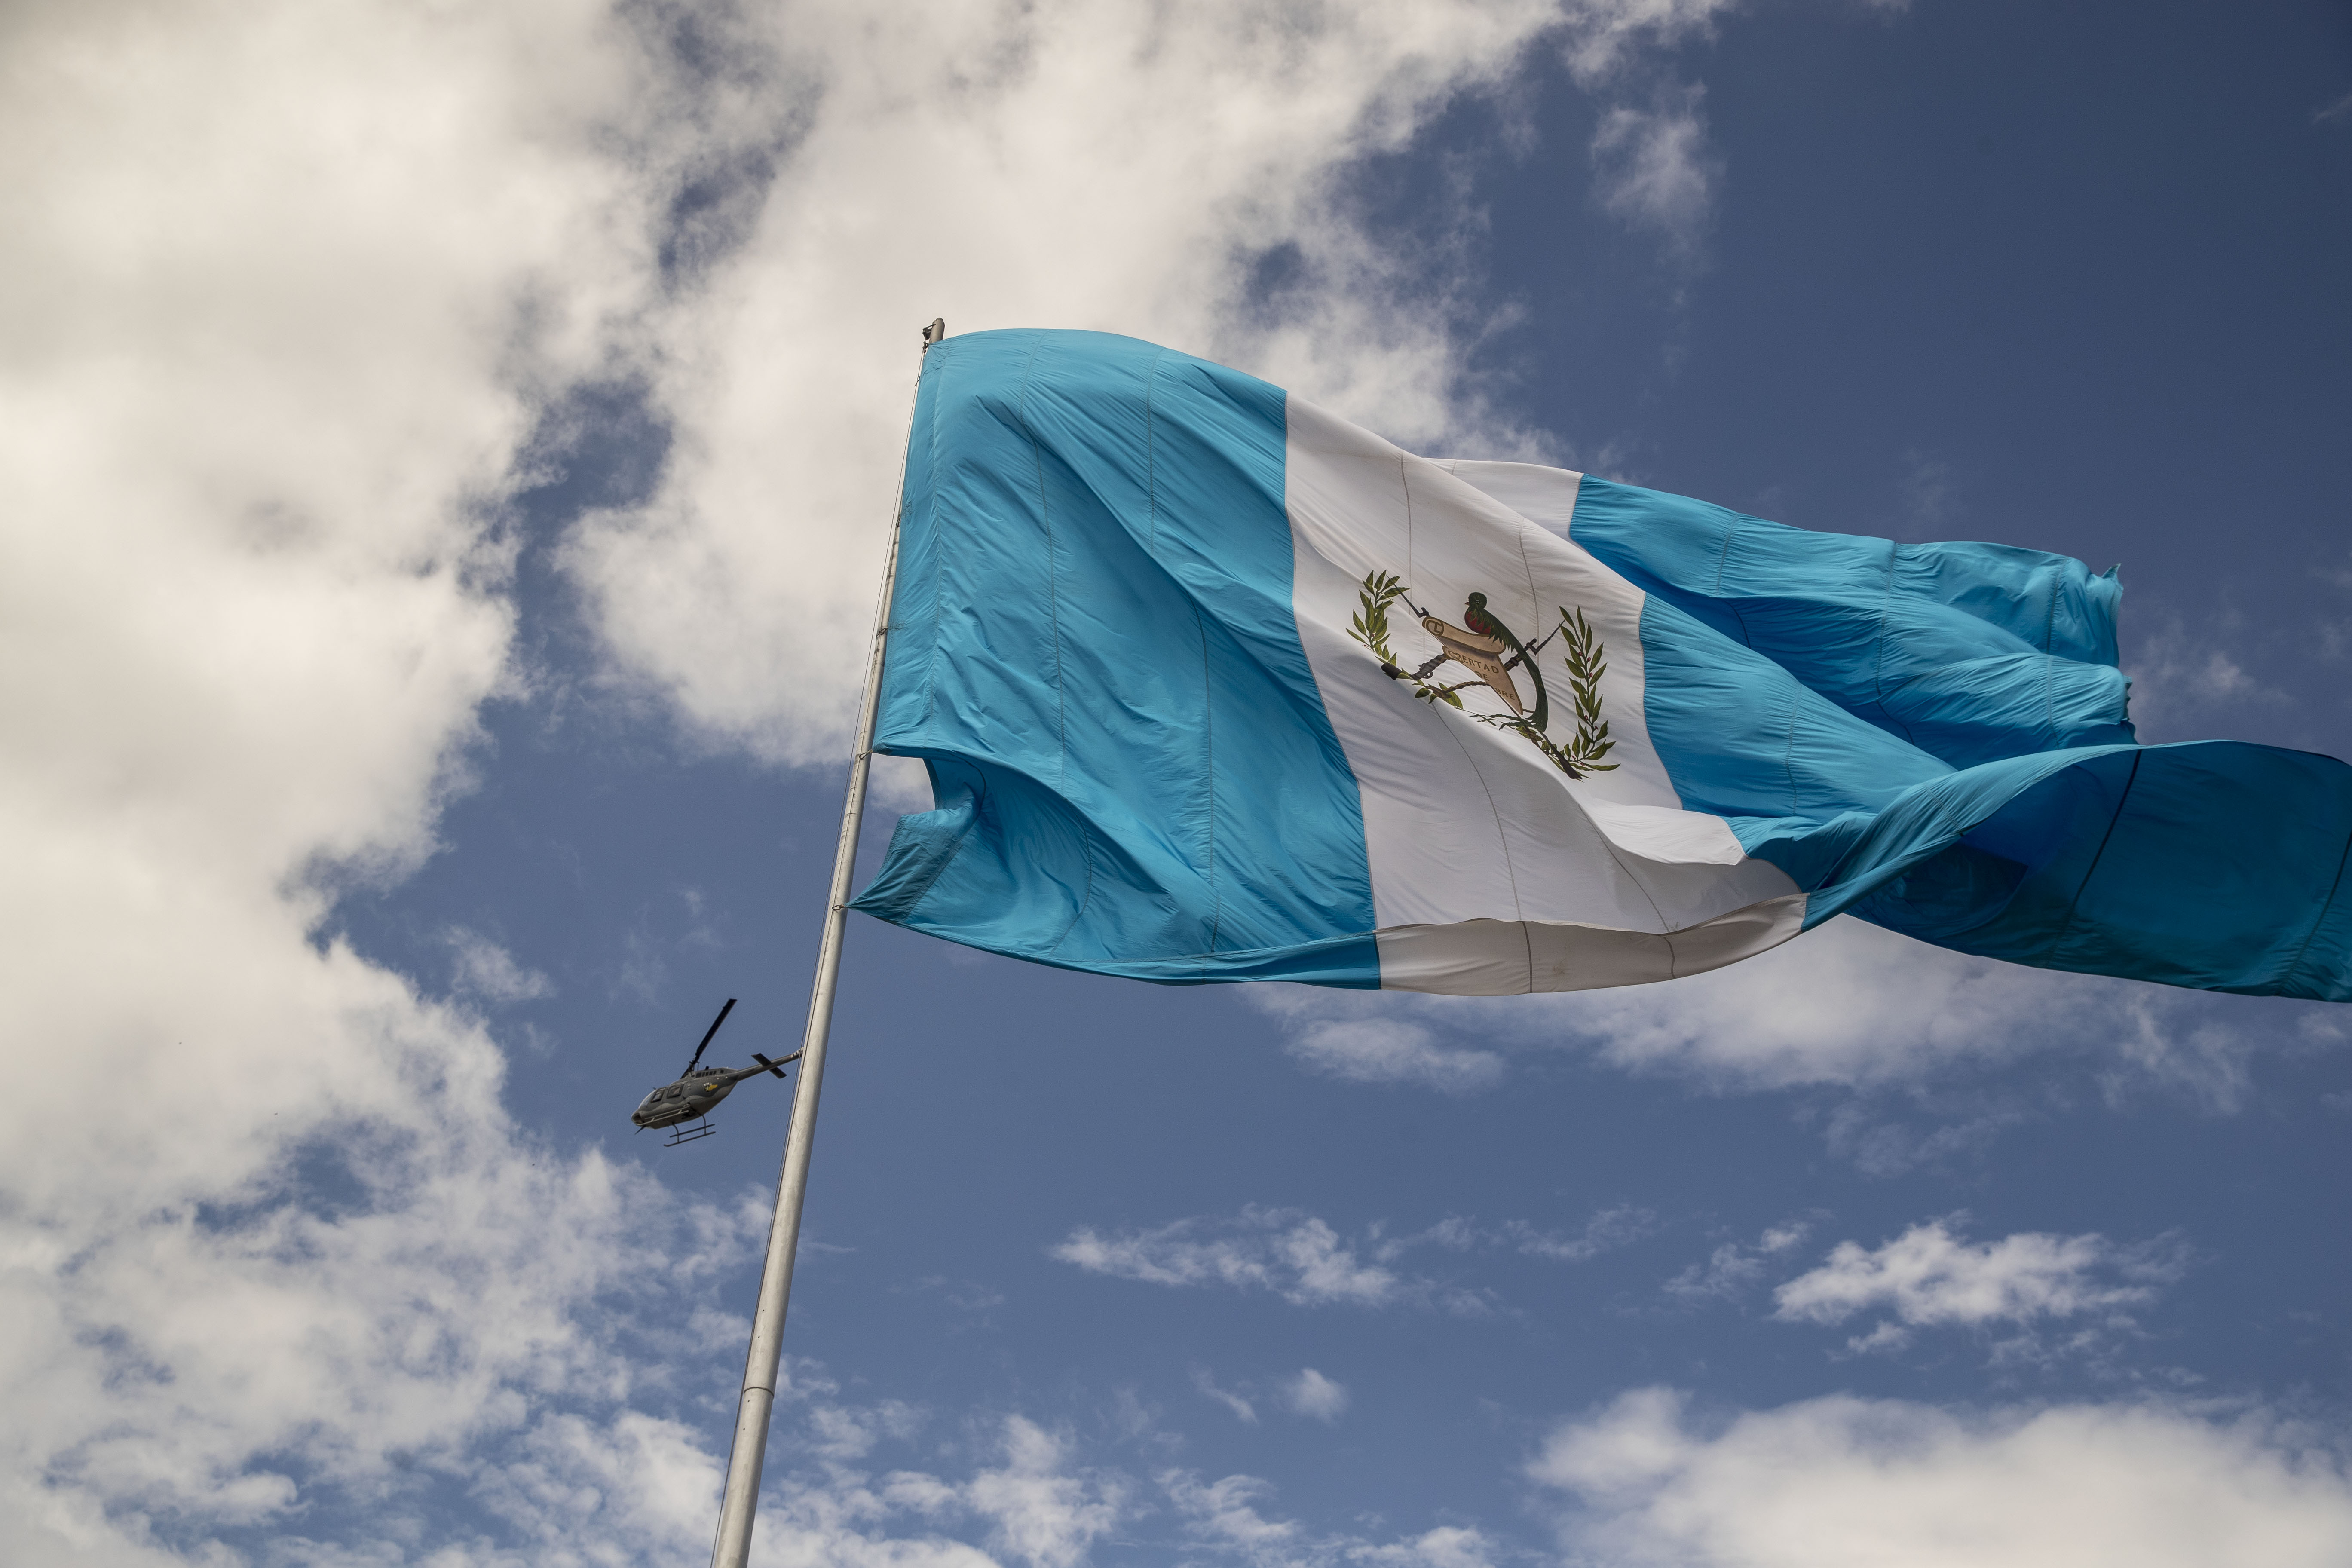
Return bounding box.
[708,317,944,1568]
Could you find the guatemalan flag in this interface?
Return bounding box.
[850,329,2352,998]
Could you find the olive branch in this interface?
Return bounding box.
[1347,569,1406,668]
[1350,570,1466,709]
[1539,606,1616,774]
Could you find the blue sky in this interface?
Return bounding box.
[10,3,2352,1565]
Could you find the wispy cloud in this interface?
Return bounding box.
[446,925,555,1004]
[1558,0,1740,87]
[1284,1017,1506,1093]
[1893,448,1963,539]
[1364,1206,1659,1268]
[1815,1097,2034,1179]
[1164,1467,1501,1568]
[1194,1366,1261,1425]
[1051,1207,1493,1315]
[959,1418,1130,1568]
[1591,85,1720,256]
[1506,1204,1661,1262]
[2125,607,2288,744]
[1559,3,1740,269]
[1663,1221,1811,1303]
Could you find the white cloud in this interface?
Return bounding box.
[744,1411,1127,1568]
[1284,1369,1353,1424]
[961,1418,1129,1568]
[1531,1388,2352,1568]
[466,1409,731,1564]
[1285,1017,1507,1093]
[741,1399,1498,1568]
[1050,1207,1490,1314]
[1773,1219,2185,1355]
[0,0,756,1558]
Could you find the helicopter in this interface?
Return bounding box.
[631,998,800,1147]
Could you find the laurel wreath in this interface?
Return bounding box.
[1528,606,1617,775]
[1349,570,1452,694]
[1347,573,1616,777]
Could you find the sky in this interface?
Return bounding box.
[6,1,2352,1564]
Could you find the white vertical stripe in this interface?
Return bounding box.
[1283,398,1803,992]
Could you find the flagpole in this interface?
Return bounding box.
[707,316,944,1568]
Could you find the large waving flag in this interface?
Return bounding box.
[851,330,2352,998]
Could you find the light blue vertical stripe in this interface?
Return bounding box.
[852,329,1381,986]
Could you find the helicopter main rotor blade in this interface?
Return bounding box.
[683,997,738,1075]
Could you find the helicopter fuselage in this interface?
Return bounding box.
[632,1063,771,1130]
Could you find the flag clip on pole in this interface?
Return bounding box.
[707,316,945,1568]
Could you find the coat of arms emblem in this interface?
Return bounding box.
[1346,570,1617,778]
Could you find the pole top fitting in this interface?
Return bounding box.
[921,318,947,352]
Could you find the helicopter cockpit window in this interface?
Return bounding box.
[666,1086,685,1099]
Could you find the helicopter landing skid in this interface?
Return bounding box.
[664,1118,718,1148]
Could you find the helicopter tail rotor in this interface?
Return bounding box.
[750,1049,803,1080]
[682,997,738,1076]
